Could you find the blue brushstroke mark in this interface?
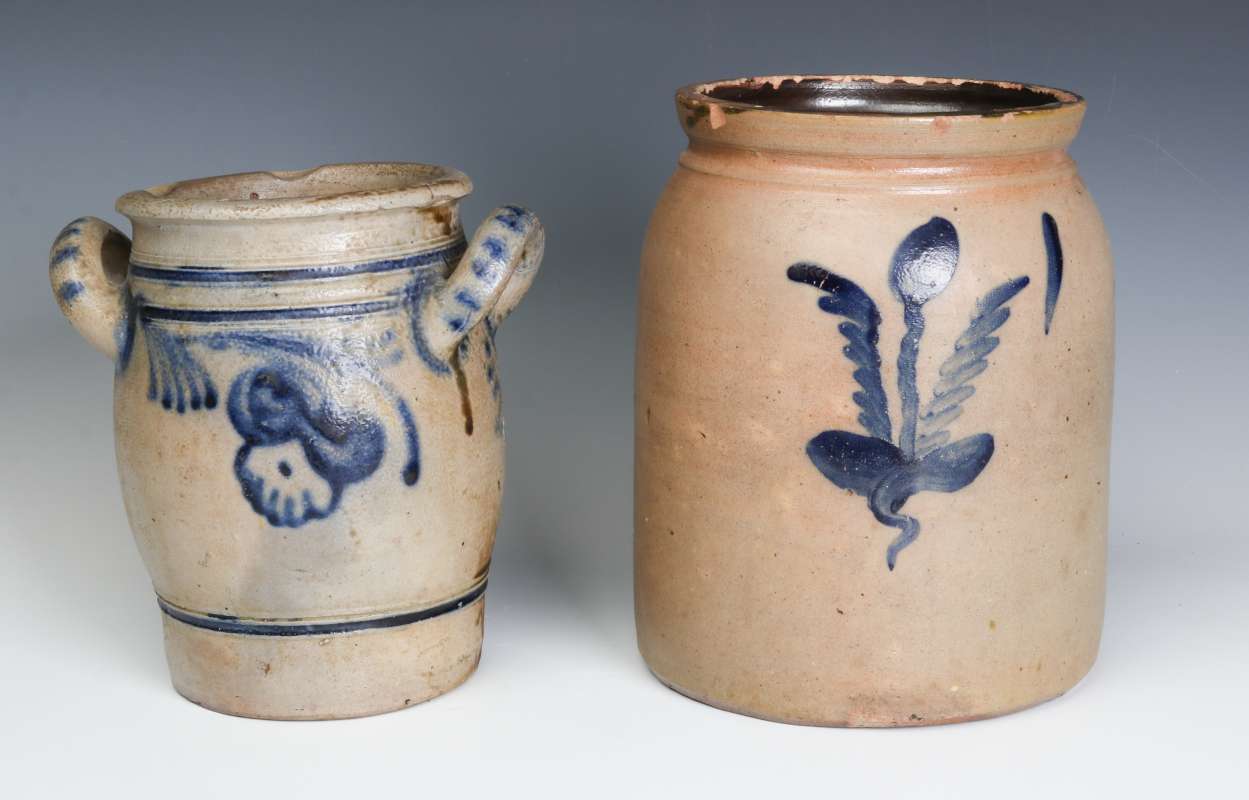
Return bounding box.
[789,217,1029,569]
[483,237,505,260]
[140,322,217,412]
[482,316,504,435]
[115,290,139,372]
[917,276,1030,456]
[496,206,527,232]
[395,396,421,486]
[157,580,487,636]
[228,363,385,527]
[786,264,891,442]
[889,217,959,460]
[402,270,452,375]
[1042,212,1063,334]
[455,289,481,311]
[140,299,400,323]
[51,245,80,267]
[896,303,925,460]
[128,240,465,284]
[57,280,85,305]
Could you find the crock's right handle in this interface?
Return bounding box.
[422,205,544,366]
[49,217,132,360]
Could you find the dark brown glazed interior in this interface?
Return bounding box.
[704,78,1074,116]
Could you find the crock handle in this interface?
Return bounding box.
[423,205,544,364]
[49,216,132,361]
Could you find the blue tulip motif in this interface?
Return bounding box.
[787,217,1032,569]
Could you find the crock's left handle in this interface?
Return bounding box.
[49,217,132,360]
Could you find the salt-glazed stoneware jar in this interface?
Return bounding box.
[636,77,1113,726]
[50,163,543,719]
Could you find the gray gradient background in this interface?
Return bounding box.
[2,0,1245,796]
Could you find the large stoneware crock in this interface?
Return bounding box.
[635,77,1113,726]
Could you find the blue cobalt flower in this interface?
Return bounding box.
[890,217,959,307]
[227,363,385,528]
[788,217,1034,569]
[125,321,423,529]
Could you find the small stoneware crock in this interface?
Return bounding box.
[635,76,1113,726]
[50,163,543,719]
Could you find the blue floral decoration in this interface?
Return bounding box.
[122,306,423,529]
[227,363,386,527]
[788,217,1031,569]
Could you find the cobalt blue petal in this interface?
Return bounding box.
[889,217,959,306]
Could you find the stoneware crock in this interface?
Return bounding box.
[50,162,543,719]
[635,76,1113,726]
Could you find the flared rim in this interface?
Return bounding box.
[116,162,472,222]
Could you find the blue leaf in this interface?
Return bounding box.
[140,321,216,413]
[915,276,1029,455]
[806,429,904,496]
[912,433,996,493]
[1042,212,1063,334]
[787,264,892,441]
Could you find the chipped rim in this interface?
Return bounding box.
[675,75,1087,158]
[116,162,473,222]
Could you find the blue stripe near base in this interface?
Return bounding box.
[130,239,466,284]
[158,581,487,636]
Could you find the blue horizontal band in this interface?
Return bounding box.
[130,239,466,284]
[157,580,487,637]
[139,298,404,322]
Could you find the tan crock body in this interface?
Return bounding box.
[50,163,543,719]
[635,77,1113,726]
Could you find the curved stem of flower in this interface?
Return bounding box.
[869,478,921,571]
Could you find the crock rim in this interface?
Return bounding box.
[677,75,1085,119]
[115,162,473,222]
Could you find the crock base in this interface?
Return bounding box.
[644,658,1094,728]
[161,595,486,720]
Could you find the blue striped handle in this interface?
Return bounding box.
[49,216,132,360]
[422,205,544,361]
